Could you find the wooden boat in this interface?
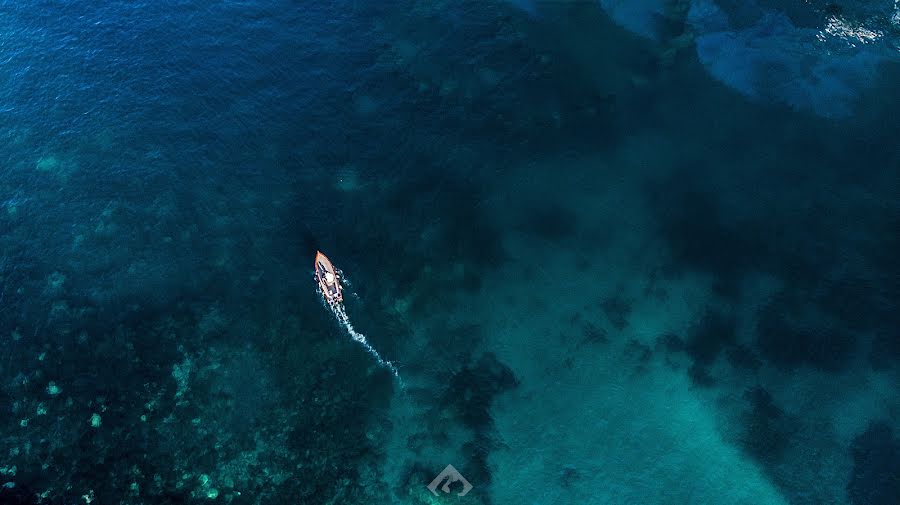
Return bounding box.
[315,250,343,304]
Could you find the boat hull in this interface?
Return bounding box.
[315,251,343,304]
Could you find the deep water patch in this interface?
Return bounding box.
[517,201,578,242]
[670,308,738,386]
[847,422,900,505]
[755,292,857,372]
[738,386,798,466]
[442,353,518,431]
[600,291,632,331]
[650,184,768,297]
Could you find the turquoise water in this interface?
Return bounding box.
[1,1,898,504]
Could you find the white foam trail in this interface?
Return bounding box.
[336,270,360,300]
[328,300,404,388]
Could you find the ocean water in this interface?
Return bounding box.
[1,1,898,504]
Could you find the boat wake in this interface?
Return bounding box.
[324,294,404,388]
[314,253,404,388]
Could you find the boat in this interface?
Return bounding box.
[315,250,343,304]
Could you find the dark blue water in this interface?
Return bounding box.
[1,1,898,504]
